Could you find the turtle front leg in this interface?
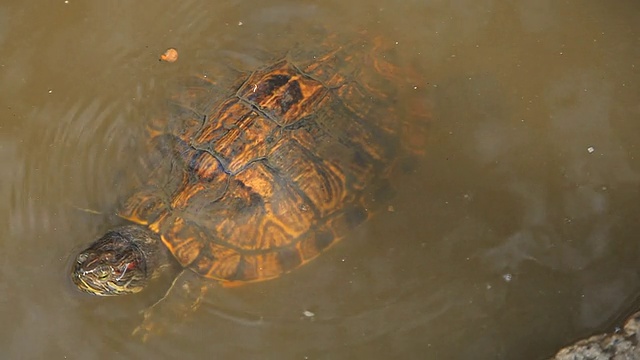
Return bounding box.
[133,270,210,342]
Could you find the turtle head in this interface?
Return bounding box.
[71,225,164,296]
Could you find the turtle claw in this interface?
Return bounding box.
[132,324,152,342]
[131,270,209,342]
[132,308,166,342]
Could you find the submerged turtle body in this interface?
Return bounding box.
[72,36,428,297]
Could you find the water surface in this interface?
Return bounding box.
[2,1,640,359]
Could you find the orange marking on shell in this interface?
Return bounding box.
[233,163,315,247]
[118,186,168,227]
[196,242,241,280]
[238,62,328,126]
[210,112,277,174]
[237,252,284,281]
[295,234,321,262]
[194,99,244,145]
[220,280,246,288]
[161,217,205,267]
[119,213,149,226]
[171,183,205,209]
[267,139,346,217]
[148,219,161,233]
[192,152,221,181]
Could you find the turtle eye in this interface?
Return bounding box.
[96,266,112,279]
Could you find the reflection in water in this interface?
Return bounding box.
[1,0,640,359]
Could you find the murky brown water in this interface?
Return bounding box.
[2,0,640,359]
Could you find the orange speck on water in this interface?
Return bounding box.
[160,48,179,63]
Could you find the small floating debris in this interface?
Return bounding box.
[160,48,179,63]
[587,146,595,153]
[387,205,395,212]
[303,310,315,318]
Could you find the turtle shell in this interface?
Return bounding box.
[119,39,428,284]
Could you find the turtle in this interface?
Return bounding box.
[70,34,429,335]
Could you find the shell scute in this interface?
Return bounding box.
[237,60,328,126]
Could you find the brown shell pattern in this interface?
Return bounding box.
[119,41,429,283]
